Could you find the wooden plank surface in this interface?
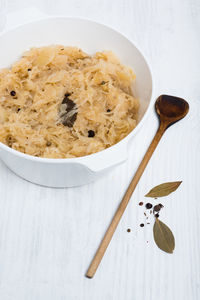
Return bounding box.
[0,0,199,299]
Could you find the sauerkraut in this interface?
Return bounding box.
[0,46,139,158]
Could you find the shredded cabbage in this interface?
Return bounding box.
[0,46,139,158]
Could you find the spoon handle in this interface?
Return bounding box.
[86,122,167,278]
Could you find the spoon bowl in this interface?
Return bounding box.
[155,95,189,127]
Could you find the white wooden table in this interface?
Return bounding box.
[0,0,199,299]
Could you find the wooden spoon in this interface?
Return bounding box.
[86,95,189,278]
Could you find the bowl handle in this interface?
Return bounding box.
[82,142,128,173]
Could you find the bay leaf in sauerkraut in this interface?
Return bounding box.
[0,46,139,158]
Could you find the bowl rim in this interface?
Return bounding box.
[0,16,154,164]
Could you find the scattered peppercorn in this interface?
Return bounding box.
[10,90,16,96]
[140,223,144,227]
[139,202,143,206]
[127,228,131,233]
[107,109,111,112]
[153,205,161,212]
[46,141,52,147]
[155,213,159,218]
[153,203,163,212]
[145,203,153,209]
[88,130,95,138]
[27,68,31,71]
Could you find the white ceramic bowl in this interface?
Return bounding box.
[0,17,153,187]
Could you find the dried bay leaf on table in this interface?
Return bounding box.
[153,218,175,253]
[145,181,182,198]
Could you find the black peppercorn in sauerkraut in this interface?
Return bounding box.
[0,46,139,158]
